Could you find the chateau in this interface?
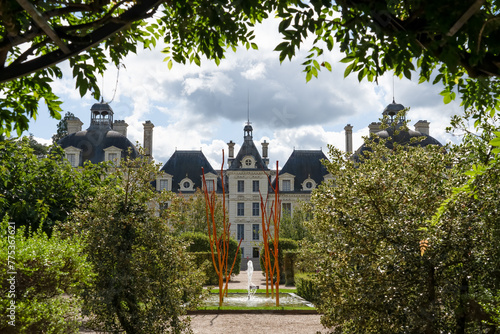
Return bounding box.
[58,100,441,261]
[156,121,330,261]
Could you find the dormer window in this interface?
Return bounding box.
[104,146,122,166]
[180,178,194,191]
[63,146,81,167]
[202,172,218,192]
[241,155,255,169]
[159,180,168,191]
[279,173,295,192]
[157,172,172,192]
[302,178,317,191]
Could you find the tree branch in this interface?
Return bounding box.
[0,0,164,83]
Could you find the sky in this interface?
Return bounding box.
[25,17,464,169]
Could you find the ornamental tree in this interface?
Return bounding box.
[65,152,204,333]
[0,137,106,235]
[309,127,499,333]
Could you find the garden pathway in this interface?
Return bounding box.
[188,270,327,333]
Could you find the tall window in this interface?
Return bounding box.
[282,180,291,191]
[237,203,245,216]
[252,224,259,240]
[108,152,118,163]
[237,180,244,192]
[159,179,168,191]
[252,203,260,216]
[205,180,214,192]
[252,180,259,192]
[67,153,77,167]
[282,203,292,216]
[237,224,245,240]
[159,202,168,215]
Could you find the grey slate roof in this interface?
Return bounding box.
[277,150,329,192]
[229,137,269,170]
[57,127,138,166]
[352,126,443,162]
[160,150,220,193]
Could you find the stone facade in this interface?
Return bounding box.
[158,122,331,262]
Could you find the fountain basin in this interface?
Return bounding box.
[200,292,315,309]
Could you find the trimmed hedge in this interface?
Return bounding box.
[295,273,320,305]
[283,250,298,286]
[181,232,241,279]
[259,238,299,282]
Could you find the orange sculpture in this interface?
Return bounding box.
[201,151,242,307]
[260,161,281,306]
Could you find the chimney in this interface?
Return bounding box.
[143,120,154,159]
[414,120,430,135]
[227,140,235,168]
[113,120,128,137]
[344,124,353,154]
[66,117,83,135]
[368,122,381,134]
[262,140,269,166]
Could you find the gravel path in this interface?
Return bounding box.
[188,313,326,333]
[81,270,330,333]
[190,270,328,333]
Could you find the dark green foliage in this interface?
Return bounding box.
[0,137,106,236]
[279,204,312,241]
[310,129,500,333]
[3,1,500,136]
[189,252,219,285]
[260,238,298,281]
[0,218,93,333]
[283,250,298,286]
[52,111,75,144]
[67,154,205,333]
[181,232,241,276]
[295,273,320,305]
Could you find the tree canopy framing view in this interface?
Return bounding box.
[1,0,500,136]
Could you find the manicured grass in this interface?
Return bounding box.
[195,305,315,311]
[209,288,297,294]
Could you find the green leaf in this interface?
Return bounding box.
[167,59,173,70]
[489,137,500,147]
[274,42,289,52]
[339,56,355,64]
[344,63,355,78]
[306,69,313,82]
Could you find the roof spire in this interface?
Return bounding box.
[244,90,253,140]
[247,90,250,124]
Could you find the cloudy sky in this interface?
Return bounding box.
[26,17,463,169]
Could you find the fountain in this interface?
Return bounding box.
[202,259,314,309]
[247,260,258,300]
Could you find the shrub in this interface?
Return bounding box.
[0,218,93,333]
[181,232,241,276]
[283,250,298,286]
[67,155,205,333]
[189,252,219,285]
[260,238,298,281]
[295,273,320,305]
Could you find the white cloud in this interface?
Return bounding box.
[241,62,267,80]
[25,14,463,171]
